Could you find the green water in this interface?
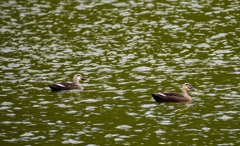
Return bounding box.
[1,0,240,145]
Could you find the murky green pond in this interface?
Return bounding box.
[1,0,240,145]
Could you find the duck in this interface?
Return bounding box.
[48,74,89,91]
[151,83,197,102]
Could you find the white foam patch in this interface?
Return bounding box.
[55,84,65,87]
[157,93,166,97]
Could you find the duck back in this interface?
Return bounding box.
[151,92,189,102]
[48,83,82,91]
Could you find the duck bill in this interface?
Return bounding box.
[190,86,198,91]
[81,77,89,81]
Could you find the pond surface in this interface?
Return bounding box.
[1,0,240,145]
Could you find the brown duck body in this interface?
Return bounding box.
[48,83,83,91]
[151,83,197,102]
[151,92,190,102]
[48,74,88,91]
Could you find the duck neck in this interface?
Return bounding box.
[182,87,191,101]
[73,79,83,89]
[73,78,80,85]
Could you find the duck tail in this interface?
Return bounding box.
[151,93,158,102]
[48,85,59,91]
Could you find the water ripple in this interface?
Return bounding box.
[1,0,240,145]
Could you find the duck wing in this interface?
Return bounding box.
[151,92,188,102]
[48,83,80,91]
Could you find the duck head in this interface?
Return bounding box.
[183,83,198,91]
[73,74,89,82]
